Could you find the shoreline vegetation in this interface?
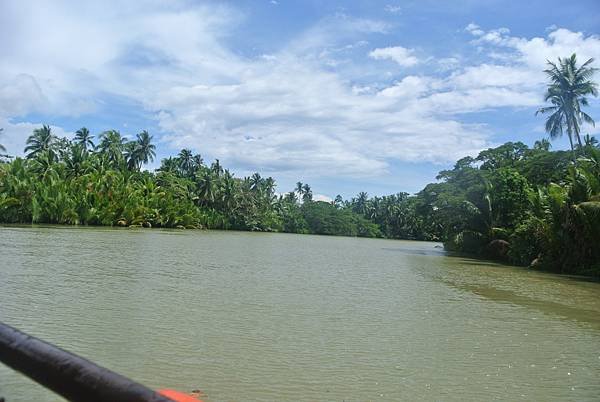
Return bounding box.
[1,54,599,276]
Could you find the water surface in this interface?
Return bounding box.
[1,226,599,401]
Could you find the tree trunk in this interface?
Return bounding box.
[567,122,576,164]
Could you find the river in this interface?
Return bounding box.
[1,226,599,401]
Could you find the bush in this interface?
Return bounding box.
[508,216,548,266]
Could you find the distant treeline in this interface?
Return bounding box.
[1,127,599,275]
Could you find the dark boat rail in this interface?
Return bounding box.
[0,321,173,402]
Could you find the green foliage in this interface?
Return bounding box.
[508,217,548,266]
[301,201,381,237]
[488,168,533,229]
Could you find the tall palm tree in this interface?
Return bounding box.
[134,130,156,167]
[295,182,304,197]
[74,127,94,151]
[197,171,216,205]
[98,130,126,164]
[537,54,598,157]
[124,141,139,170]
[354,191,369,215]
[192,154,204,169]
[264,177,276,199]
[24,125,55,159]
[178,149,193,174]
[250,173,262,191]
[302,183,312,202]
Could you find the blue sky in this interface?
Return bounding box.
[1,0,599,200]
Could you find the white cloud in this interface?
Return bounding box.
[465,23,484,36]
[369,46,419,67]
[314,194,333,202]
[378,76,434,98]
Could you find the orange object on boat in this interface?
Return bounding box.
[158,388,204,402]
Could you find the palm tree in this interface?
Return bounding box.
[537,54,598,157]
[24,125,55,159]
[158,156,179,173]
[334,194,344,208]
[211,159,223,176]
[98,130,126,164]
[284,191,298,204]
[354,191,369,215]
[533,138,552,151]
[124,141,139,170]
[250,173,262,191]
[302,183,312,202]
[295,182,304,197]
[64,144,87,178]
[264,177,276,199]
[134,130,156,167]
[197,171,216,205]
[178,149,193,175]
[74,127,94,151]
[192,154,204,169]
[583,134,598,148]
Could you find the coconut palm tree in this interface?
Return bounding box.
[536,54,598,157]
[295,182,304,197]
[98,130,126,165]
[178,149,193,175]
[197,171,216,205]
[192,154,204,170]
[158,156,179,173]
[264,177,276,199]
[124,141,139,170]
[533,138,552,151]
[302,183,312,202]
[583,134,598,148]
[74,127,94,151]
[354,191,369,215]
[24,125,55,159]
[134,130,156,167]
[250,173,262,191]
[64,144,87,178]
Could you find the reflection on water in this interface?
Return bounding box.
[1,226,599,401]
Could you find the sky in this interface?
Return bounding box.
[1,0,599,200]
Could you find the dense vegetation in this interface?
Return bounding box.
[0,54,598,275]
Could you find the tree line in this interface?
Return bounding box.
[0,53,598,275]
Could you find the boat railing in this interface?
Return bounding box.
[0,321,175,402]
